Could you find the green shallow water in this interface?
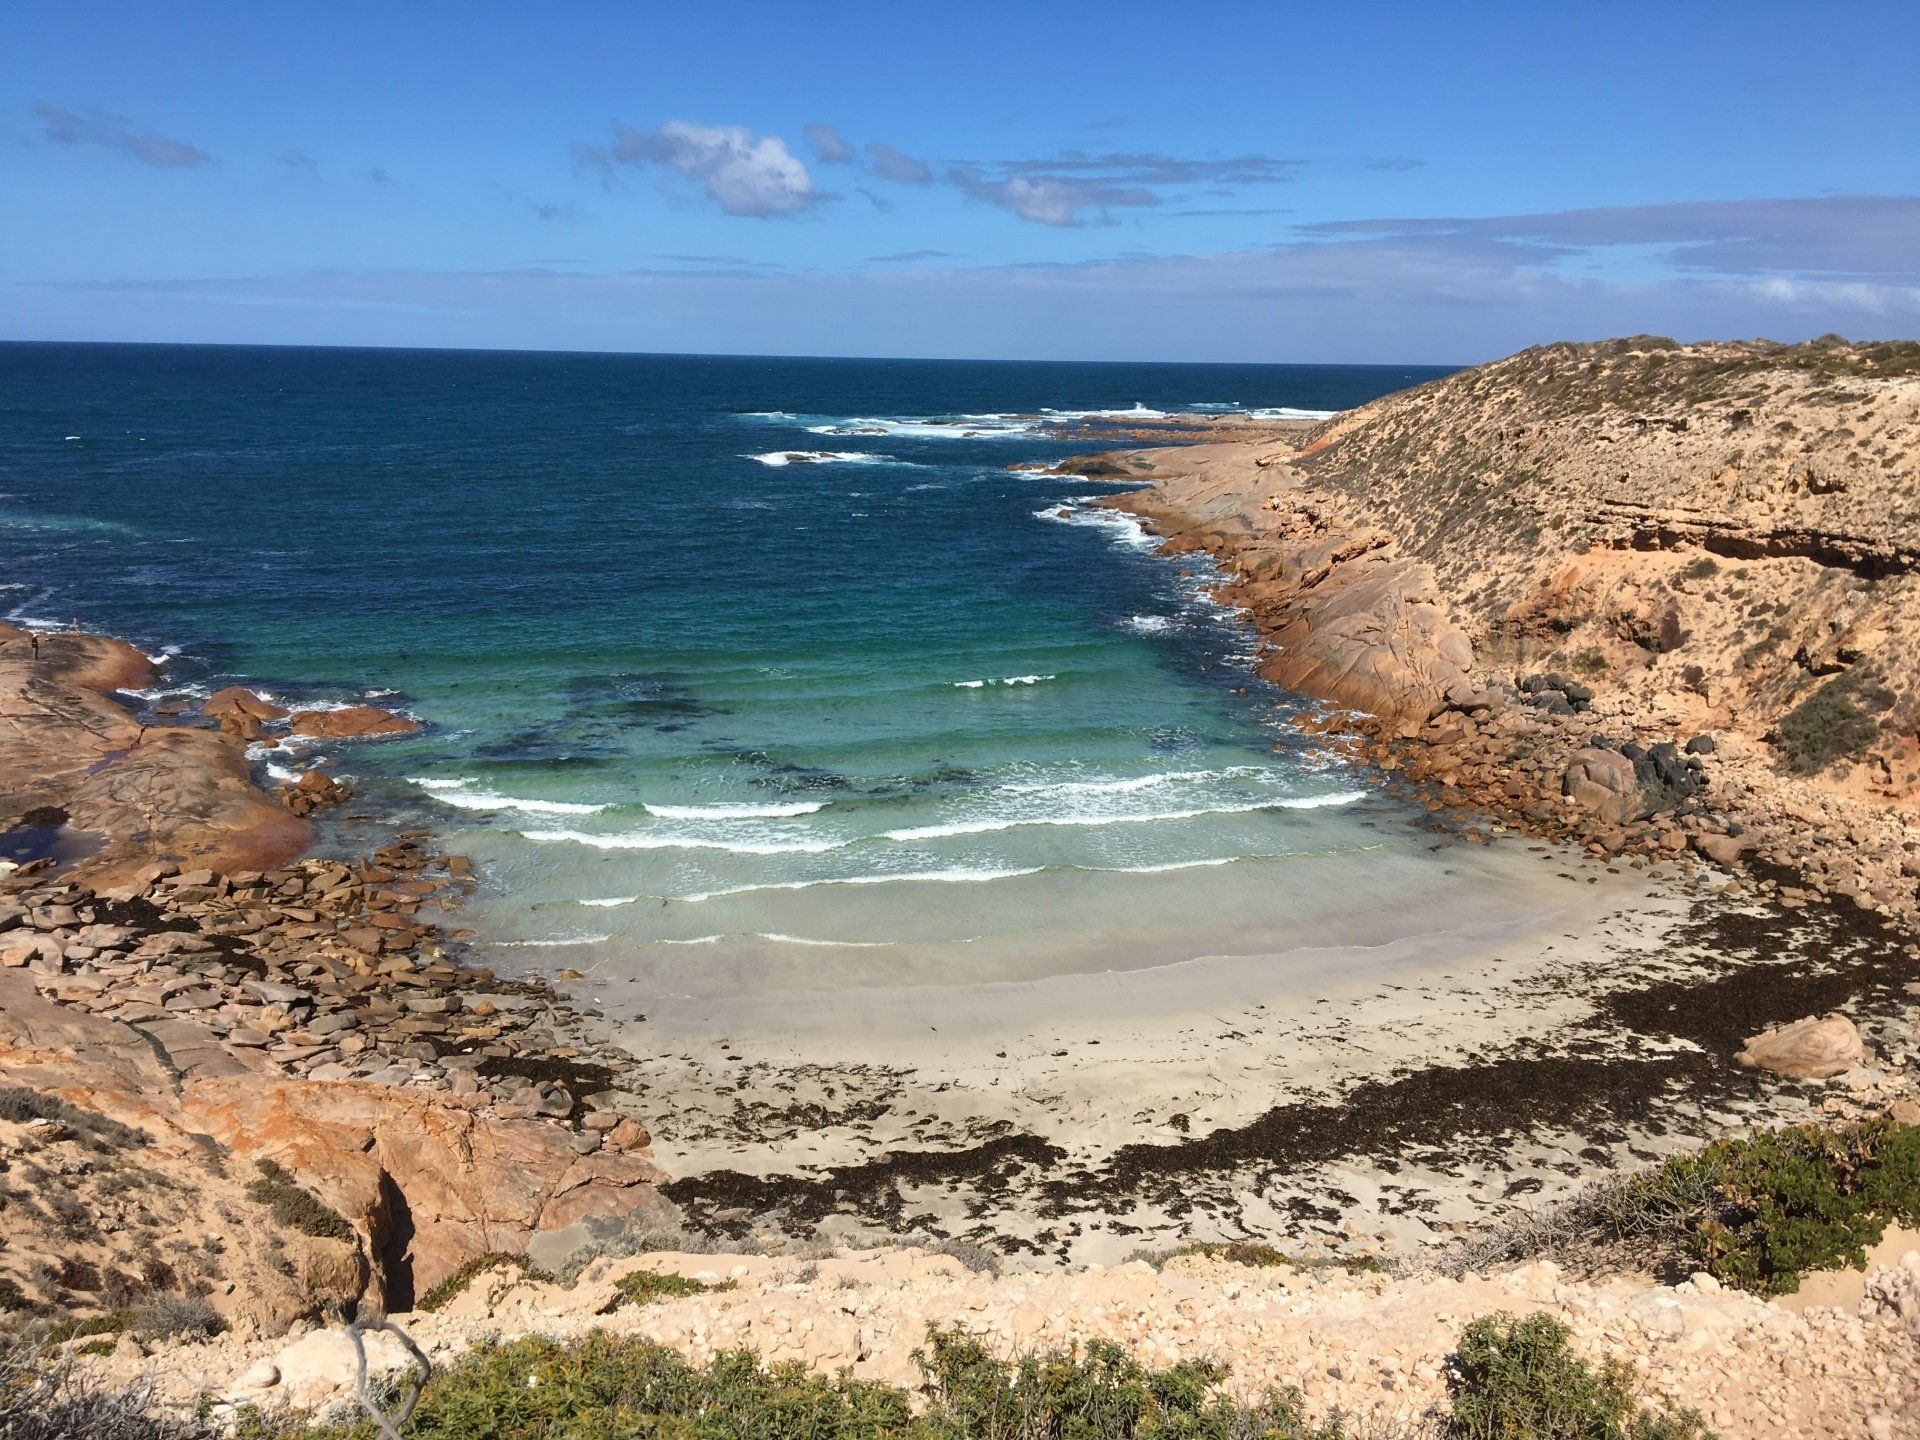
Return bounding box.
[1,343,1463,987]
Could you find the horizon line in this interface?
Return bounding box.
[0,335,1474,371]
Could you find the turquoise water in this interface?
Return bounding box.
[2,343,1455,990]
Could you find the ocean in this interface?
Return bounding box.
[2,342,1457,1002]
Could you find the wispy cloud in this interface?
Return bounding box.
[574,119,822,218]
[993,151,1301,187]
[804,122,853,165]
[39,224,1915,363]
[865,141,933,185]
[867,248,958,263]
[493,184,578,221]
[946,148,1300,226]
[951,171,1158,227]
[1299,196,1920,279]
[279,150,318,171]
[34,101,211,168]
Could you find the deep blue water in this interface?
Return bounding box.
[1,343,1453,977]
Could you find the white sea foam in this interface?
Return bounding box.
[756,932,893,948]
[745,450,906,467]
[264,762,300,783]
[1001,767,1260,797]
[1039,403,1167,420]
[643,800,826,819]
[882,792,1363,842]
[121,682,212,703]
[806,416,1036,440]
[1106,856,1241,874]
[493,934,610,948]
[1034,502,1157,551]
[738,410,798,420]
[1124,615,1176,635]
[952,674,1054,689]
[579,896,641,908]
[521,828,843,856]
[407,777,608,816]
[683,866,1045,904]
[645,932,893,949]
[1243,406,1338,420]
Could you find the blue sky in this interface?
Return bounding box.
[5,1,1918,362]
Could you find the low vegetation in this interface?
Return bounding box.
[414,1255,548,1314]
[1620,1117,1920,1294]
[1131,1241,1385,1274]
[1775,669,1894,774]
[0,1086,148,1152]
[612,1269,735,1308]
[242,1161,354,1244]
[1447,1312,1709,1440]
[1445,1117,1920,1296]
[1,1306,1720,1439]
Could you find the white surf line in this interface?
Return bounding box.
[642,800,826,819]
[882,792,1364,842]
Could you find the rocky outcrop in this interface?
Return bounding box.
[1090,337,1920,932]
[0,627,672,1328]
[0,629,307,885]
[287,705,421,739]
[0,843,675,1319]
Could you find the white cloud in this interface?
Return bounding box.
[575,120,822,218]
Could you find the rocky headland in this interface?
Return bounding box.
[1086,336,1920,929]
[0,624,672,1333]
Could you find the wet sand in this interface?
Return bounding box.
[564,830,1916,1266]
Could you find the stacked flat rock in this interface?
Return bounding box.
[0,837,646,1154]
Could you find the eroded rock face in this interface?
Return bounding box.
[287,705,422,739]
[1737,1013,1865,1080]
[187,1079,674,1310]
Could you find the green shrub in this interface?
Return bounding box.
[916,1327,1344,1439]
[243,1161,354,1244]
[1618,1118,1920,1294]
[1776,671,1892,773]
[415,1254,548,1313]
[613,1270,734,1308]
[31,1309,137,1346]
[1446,1312,1710,1439]
[277,1327,1350,1440]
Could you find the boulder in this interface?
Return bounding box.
[203,687,289,724]
[287,706,421,740]
[284,769,349,817]
[1562,748,1640,826]
[1736,1013,1864,1080]
[270,1326,416,1410]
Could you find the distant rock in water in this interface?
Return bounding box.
[288,705,422,739]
